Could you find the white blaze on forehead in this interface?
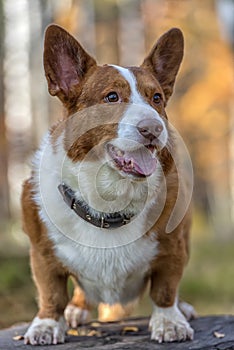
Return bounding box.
[109,64,168,148]
[110,64,146,105]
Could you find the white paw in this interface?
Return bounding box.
[64,304,91,328]
[149,304,194,343]
[24,316,67,345]
[178,300,197,320]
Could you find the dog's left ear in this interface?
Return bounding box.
[141,28,184,102]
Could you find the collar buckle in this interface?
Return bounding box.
[101,216,110,228]
[123,215,131,225]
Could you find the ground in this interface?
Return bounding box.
[0,316,234,350]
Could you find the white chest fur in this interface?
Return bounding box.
[52,233,157,304]
[32,132,160,304]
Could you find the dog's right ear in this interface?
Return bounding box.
[44,25,96,104]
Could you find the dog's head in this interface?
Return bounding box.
[44,25,183,181]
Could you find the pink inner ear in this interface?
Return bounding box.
[58,55,79,95]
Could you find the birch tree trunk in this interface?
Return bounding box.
[0,0,10,225]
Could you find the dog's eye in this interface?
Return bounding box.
[153,93,162,104]
[105,92,119,103]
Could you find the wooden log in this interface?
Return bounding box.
[0,316,234,350]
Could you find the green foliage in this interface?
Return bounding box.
[0,257,31,290]
[180,240,234,315]
[0,257,37,328]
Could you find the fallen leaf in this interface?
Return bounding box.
[90,322,101,327]
[13,335,24,341]
[87,330,102,337]
[214,331,225,339]
[122,326,139,334]
[67,329,79,336]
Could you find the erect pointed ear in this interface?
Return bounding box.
[43,24,97,104]
[141,28,184,102]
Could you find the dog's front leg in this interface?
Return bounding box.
[149,257,194,343]
[24,247,68,345]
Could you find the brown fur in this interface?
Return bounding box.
[69,281,92,311]
[98,301,138,322]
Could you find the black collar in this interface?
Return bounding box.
[58,183,134,229]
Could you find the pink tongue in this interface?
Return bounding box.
[125,148,157,176]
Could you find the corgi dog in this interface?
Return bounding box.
[22,24,195,345]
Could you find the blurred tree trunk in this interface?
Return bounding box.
[117,0,145,66]
[94,0,119,64]
[0,0,10,224]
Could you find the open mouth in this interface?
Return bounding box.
[106,143,157,178]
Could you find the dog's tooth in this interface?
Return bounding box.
[117,149,124,157]
[152,148,157,158]
[130,159,134,168]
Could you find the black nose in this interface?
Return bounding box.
[137,119,163,142]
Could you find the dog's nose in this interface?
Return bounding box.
[137,119,163,142]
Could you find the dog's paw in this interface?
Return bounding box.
[149,304,194,343]
[24,316,66,345]
[64,304,91,328]
[178,300,197,320]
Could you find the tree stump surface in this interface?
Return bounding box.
[0,316,234,350]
